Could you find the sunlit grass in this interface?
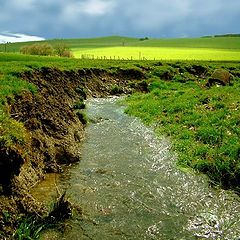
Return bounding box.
[73,47,240,61]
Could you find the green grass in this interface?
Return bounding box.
[0,52,148,72]
[1,36,240,61]
[0,73,36,148]
[14,216,43,240]
[124,66,240,192]
[0,51,240,192]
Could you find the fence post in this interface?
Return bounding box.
[139,52,142,60]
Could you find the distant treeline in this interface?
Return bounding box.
[202,33,240,38]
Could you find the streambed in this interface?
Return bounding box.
[37,97,240,239]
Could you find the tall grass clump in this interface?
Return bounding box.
[125,67,240,192]
[14,216,43,240]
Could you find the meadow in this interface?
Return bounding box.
[1,35,240,61]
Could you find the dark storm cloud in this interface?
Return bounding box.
[0,0,239,39]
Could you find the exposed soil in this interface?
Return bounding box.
[0,67,146,238]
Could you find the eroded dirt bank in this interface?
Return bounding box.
[0,67,146,238]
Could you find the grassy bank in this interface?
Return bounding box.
[0,52,145,150]
[125,62,240,192]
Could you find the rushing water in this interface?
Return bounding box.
[39,97,240,240]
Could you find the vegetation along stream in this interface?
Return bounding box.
[37,97,240,240]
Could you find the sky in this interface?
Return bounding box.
[0,0,239,42]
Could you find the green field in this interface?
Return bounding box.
[1,36,240,61]
[74,46,240,61]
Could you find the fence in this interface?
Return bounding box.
[80,53,155,61]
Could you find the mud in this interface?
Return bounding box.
[0,67,145,238]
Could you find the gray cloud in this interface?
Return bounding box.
[0,0,239,39]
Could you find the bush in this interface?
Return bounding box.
[20,42,73,58]
[61,50,73,58]
[54,43,73,58]
[20,43,54,56]
[139,37,149,41]
[73,98,85,110]
[76,111,88,125]
[75,86,87,99]
[110,84,123,94]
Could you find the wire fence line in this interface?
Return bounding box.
[80,53,155,61]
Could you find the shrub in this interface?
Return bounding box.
[61,50,73,58]
[110,84,123,94]
[76,111,88,124]
[73,98,85,110]
[20,43,54,56]
[20,42,73,58]
[54,43,73,58]
[139,37,149,41]
[75,86,87,99]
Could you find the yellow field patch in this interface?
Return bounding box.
[72,47,240,61]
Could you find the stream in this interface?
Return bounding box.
[36,97,240,240]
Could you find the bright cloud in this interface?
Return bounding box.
[63,0,115,21]
[81,0,115,15]
[0,32,45,43]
